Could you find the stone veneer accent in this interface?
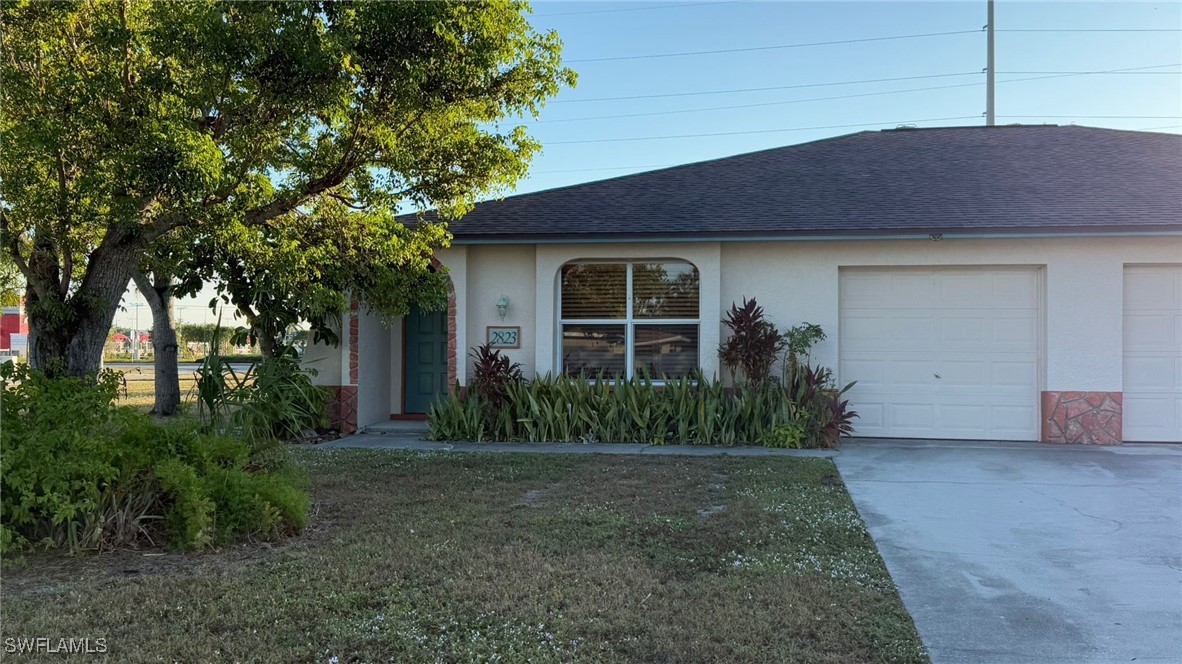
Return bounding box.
[428,256,459,391]
[326,385,358,435]
[326,298,362,434]
[348,296,360,384]
[1041,391,1123,445]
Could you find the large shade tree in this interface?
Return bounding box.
[186,201,452,359]
[0,0,574,380]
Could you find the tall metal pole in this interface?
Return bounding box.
[986,0,996,126]
[133,301,141,361]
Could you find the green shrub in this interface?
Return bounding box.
[195,326,326,444]
[1,363,310,555]
[427,367,857,448]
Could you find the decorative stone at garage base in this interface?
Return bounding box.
[326,385,359,435]
[1041,391,1122,444]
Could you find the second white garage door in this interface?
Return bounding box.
[840,267,1041,441]
[1123,265,1182,442]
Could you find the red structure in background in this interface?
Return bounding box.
[0,306,28,350]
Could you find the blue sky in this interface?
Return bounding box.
[508,0,1181,194]
[116,1,1182,327]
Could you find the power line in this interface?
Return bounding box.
[998,28,1182,32]
[532,164,676,174]
[531,115,1180,171]
[566,30,980,63]
[535,1,738,18]
[566,28,1182,64]
[544,115,983,145]
[1000,70,1181,74]
[1000,115,1182,119]
[553,72,983,103]
[553,68,1180,104]
[530,64,1182,124]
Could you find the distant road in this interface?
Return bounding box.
[106,361,254,374]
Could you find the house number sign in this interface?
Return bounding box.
[486,326,521,349]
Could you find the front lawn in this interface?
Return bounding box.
[2,450,927,663]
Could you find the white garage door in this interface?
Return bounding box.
[840,268,1041,441]
[1123,266,1182,443]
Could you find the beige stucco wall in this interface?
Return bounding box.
[338,234,1182,427]
[720,235,1182,392]
[356,309,392,426]
[303,318,345,386]
[463,244,537,379]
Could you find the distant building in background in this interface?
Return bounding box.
[1,304,29,357]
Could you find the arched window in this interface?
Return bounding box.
[559,260,700,379]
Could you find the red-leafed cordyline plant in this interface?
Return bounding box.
[718,298,788,386]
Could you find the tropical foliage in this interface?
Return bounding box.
[0,363,308,554]
[429,364,856,449]
[718,298,788,385]
[194,326,326,444]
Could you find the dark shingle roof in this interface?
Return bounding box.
[415,125,1182,241]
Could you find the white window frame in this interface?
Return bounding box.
[557,259,701,380]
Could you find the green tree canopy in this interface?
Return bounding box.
[1,0,574,376]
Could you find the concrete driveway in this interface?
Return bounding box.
[835,439,1182,664]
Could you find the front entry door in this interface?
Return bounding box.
[404,305,449,414]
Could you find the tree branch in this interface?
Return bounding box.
[131,269,161,310]
[59,248,72,298]
[0,212,45,299]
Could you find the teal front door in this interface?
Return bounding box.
[404,305,449,414]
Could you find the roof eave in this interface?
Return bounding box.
[449,225,1182,245]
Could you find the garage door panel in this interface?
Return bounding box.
[991,316,1039,349]
[892,403,937,429]
[940,317,989,345]
[854,402,886,431]
[1124,270,1181,308]
[939,273,993,303]
[940,404,988,431]
[1125,356,1177,390]
[841,267,1040,441]
[1124,314,1176,350]
[992,272,1041,305]
[1123,265,1182,442]
[991,405,1039,434]
[991,361,1039,388]
[841,316,937,349]
[940,360,988,387]
[1125,396,1176,428]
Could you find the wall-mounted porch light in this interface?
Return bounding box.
[496,295,510,319]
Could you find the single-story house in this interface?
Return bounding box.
[303,125,1182,444]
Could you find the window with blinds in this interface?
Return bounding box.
[560,261,700,379]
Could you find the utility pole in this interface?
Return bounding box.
[132,301,142,361]
[986,0,996,126]
[130,284,143,361]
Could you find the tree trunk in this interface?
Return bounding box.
[132,270,180,416]
[257,330,278,359]
[27,241,142,378]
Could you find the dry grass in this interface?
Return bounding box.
[1,450,928,663]
[110,367,201,410]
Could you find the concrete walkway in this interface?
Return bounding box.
[835,438,1182,664]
